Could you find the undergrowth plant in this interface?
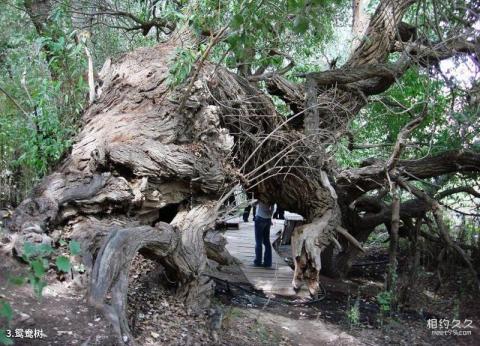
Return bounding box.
[0,240,81,345]
[376,290,393,326]
[346,296,361,328]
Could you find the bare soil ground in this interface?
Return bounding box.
[1,240,479,346]
[0,256,117,345]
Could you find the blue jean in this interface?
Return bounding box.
[254,216,272,267]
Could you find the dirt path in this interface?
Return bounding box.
[237,309,361,346]
[0,252,364,346]
[1,249,478,346]
[0,257,117,345]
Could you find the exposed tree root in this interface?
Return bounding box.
[89,204,217,344]
[90,224,177,345]
[291,209,339,296]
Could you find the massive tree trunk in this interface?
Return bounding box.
[7,28,346,342]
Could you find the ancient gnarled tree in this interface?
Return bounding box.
[6,0,479,343]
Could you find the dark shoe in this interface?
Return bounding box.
[263,264,273,269]
[252,261,262,267]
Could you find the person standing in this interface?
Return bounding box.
[242,201,257,222]
[253,201,273,268]
[242,192,256,222]
[273,205,285,220]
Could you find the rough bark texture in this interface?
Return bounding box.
[8,26,347,341]
[8,33,241,344]
[352,0,371,50]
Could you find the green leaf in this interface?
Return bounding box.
[22,242,36,259]
[8,276,25,286]
[231,14,244,29]
[69,240,81,256]
[38,243,53,256]
[31,277,47,298]
[31,259,46,278]
[293,15,309,33]
[0,301,13,322]
[55,256,71,273]
[0,330,13,345]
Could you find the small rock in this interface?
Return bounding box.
[151,332,160,339]
[18,312,31,322]
[15,312,34,326]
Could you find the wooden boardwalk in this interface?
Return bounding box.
[224,218,309,297]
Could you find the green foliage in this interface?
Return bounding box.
[69,240,81,256]
[21,242,53,298]
[0,301,13,324]
[334,65,475,168]
[1,0,176,200]
[7,276,26,287]
[30,259,47,277]
[0,2,87,202]
[18,240,81,297]
[22,242,54,259]
[377,291,392,313]
[0,301,13,345]
[19,240,79,295]
[346,297,361,328]
[167,47,198,86]
[0,239,81,344]
[365,229,389,247]
[55,256,71,273]
[403,0,475,44]
[376,290,393,326]
[0,329,13,346]
[189,0,349,75]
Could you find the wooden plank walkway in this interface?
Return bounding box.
[224,218,309,297]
